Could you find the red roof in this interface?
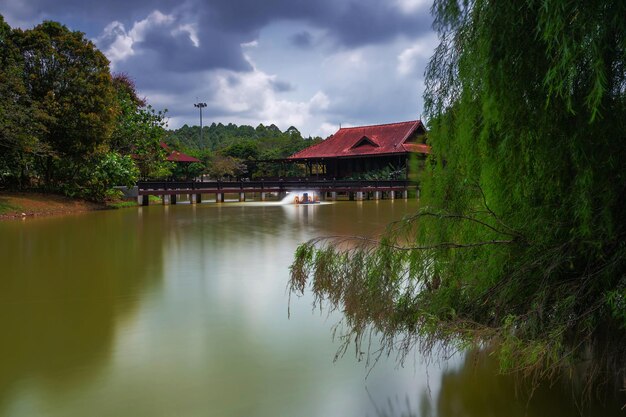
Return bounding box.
[167,151,200,163]
[289,120,429,160]
[160,142,200,163]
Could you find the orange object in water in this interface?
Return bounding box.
[294,196,300,204]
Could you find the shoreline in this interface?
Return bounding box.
[0,192,132,220]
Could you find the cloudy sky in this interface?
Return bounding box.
[1,0,438,137]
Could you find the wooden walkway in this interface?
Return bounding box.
[136,179,417,205]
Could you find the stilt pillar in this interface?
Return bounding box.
[355,191,364,201]
[162,194,170,205]
[239,192,245,202]
[374,191,381,200]
[190,194,197,204]
[389,190,395,200]
[216,193,224,203]
[261,192,266,201]
[331,192,337,201]
[403,190,408,199]
[138,194,149,206]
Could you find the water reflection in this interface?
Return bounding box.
[2,201,619,417]
[432,351,625,417]
[0,210,165,414]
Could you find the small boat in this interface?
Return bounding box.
[294,192,320,205]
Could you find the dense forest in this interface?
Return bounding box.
[164,123,322,180]
[290,0,626,396]
[0,15,320,200]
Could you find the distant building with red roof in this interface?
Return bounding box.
[288,120,429,178]
[160,142,200,163]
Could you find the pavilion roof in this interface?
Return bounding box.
[288,120,429,160]
[160,142,200,163]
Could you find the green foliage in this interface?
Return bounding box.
[110,73,171,180]
[0,198,20,215]
[208,155,247,180]
[57,152,138,201]
[290,0,626,390]
[16,21,116,163]
[165,122,321,179]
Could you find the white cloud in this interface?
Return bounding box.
[241,40,259,48]
[97,10,189,69]
[394,0,431,14]
[309,92,330,111]
[397,34,438,76]
[319,122,339,137]
[128,10,174,41]
[208,67,331,134]
[98,21,135,64]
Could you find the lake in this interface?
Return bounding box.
[0,200,622,416]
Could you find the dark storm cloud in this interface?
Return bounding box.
[4,0,433,49]
[290,31,312,48]
[132,23,251,72]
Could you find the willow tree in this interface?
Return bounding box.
[290,0,626,390]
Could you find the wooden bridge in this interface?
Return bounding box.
[136,179,417,205]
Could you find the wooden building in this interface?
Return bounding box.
[287,120,429,178]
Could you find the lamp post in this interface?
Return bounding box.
[194,101,207,144]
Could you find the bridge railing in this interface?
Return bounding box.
[137,179,415,191]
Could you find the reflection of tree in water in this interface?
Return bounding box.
[0,209,166,413]
[434,351,624,417]
[373,350,624,417]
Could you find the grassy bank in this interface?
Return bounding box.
[0,192,136,220]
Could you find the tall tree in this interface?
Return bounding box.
[15,21,116,185]
[290,0,626,391]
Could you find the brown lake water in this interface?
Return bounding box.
[0,200,623,416]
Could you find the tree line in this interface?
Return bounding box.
[165,123,322,180]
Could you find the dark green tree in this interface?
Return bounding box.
[0,16,50,189]
[15,20,116,186]
[290,0,626,391]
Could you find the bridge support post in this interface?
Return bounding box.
[190,194,197,204]
[216,193,224,203]
[171,194,177,205]
[138,194,149,206]
[162,194,170,205]
[261,192,266,201]
[330,192,337,201]
[374,191,381,200]
[355,191,364,201]
[389,190,395,200]
[403,190,408,199]
[239,192,245,202]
